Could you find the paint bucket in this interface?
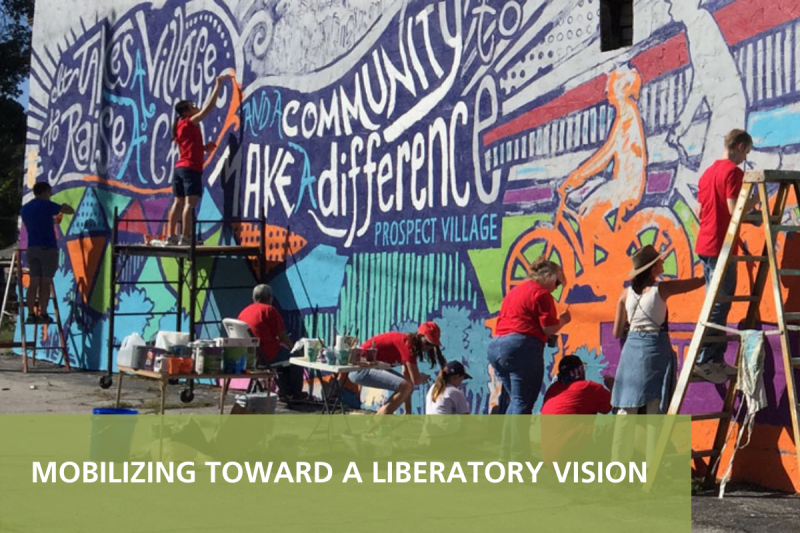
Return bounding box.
[89,408,138,462]
[302,339,322,362]
[349,348,364,364]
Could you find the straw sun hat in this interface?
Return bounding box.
[627,244,668,277]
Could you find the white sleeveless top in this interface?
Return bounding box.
[626,283,667,331]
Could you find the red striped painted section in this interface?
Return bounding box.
[482,0,800,147]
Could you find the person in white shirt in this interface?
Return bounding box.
[425,360,471,415]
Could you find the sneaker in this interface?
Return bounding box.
[176,236,204,246]
[38,315,54,324]
[720,362,738,377]
[24,314,39,324]
[149,239,168,247]
[693,362,729,384]
[166,235,182,245]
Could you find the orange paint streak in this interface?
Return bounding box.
[205,72,243,165]
[83,176,172,195]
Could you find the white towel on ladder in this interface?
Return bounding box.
[718,330,767,498]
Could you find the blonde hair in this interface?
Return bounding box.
[430,370,458,403]
[528,257,561,284]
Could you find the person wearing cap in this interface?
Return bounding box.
[542,355,613,415]
[426,360,472,415]
[488,256,572,415]
[353,322,446,415]
[541,355,614,464]
[611,245,704,414]
[238,284,306,401]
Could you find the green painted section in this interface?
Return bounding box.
[51,187,87,235]
[468,214,548,315]
[522,241,546,266]
[158,228,221,316]
[89,241,111,313]
[663,251,678,277]
[639,228,657,247]
[673,198,700,261]
[594,246,608,264]
[138,257,176,340]
[94,189,132,228]
[604,211,617,230]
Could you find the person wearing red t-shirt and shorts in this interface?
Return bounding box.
[166,74,230,246]
[693,129,753,384]
[488,257,571,415]
[353,322,446,415]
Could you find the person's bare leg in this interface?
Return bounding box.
[182,196,199,239]
[167,198,185,238]
[38,278,51,318]
[27,276,40,319]
[376,380,413,415]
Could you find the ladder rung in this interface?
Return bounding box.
[691,450,721,459]
[743,214,780,223]
[691,412,732,421]
[783,312,800,322]
[716,296,760,303]
[777,269,800,276]
[772,225,800,233]
[730,255,767,263]
[791,358,800,367]
[703,335,740,343]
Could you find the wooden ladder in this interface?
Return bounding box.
[0,249,70,372]
[650,169,800,490]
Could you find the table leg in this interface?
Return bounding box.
[319,370,336,414]
[115,371,124,408]
[220,379,230,415]
[160,380,167,415]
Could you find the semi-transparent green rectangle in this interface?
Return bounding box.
[0,415,690,532]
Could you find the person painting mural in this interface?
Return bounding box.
[19,182,74,324]
[612,245,704,414]
[351,322,446,415]
[487,257,571,415]
[692,129,754,384]
[158,73,231,246]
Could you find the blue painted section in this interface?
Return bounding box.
[748,103,800,147]
[271,245,349,311]
[67,188,108,236]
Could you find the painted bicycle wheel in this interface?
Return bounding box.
[503,224,576,304]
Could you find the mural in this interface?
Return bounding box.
[20,0,800,482]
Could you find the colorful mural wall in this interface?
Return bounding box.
[21,0,800,489]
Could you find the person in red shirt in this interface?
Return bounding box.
[542,355,613,415]
[165,74,230,246]
[488,257,571,415]
[541,355,613,463]
[238,284,305,400]
[693,129,753,383]
[353,322,446,415]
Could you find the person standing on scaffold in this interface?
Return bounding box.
[158,73,230,246]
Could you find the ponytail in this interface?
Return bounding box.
[430,370,448,403]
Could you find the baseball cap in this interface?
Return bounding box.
[418,321,441,347]
[558,355,584,373]
[443,360,472,379]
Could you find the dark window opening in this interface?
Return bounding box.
[600,0,633,51]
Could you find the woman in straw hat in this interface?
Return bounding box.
[611,245,704,414]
